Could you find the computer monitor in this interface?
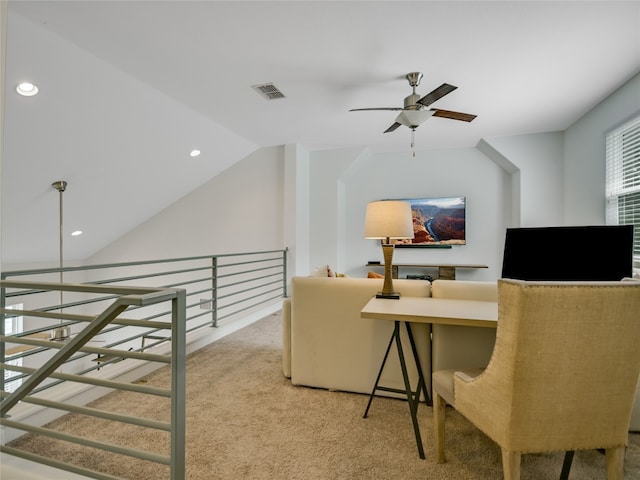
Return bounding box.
[501,225,634,281]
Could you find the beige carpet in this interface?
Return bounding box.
[10,311,640,480]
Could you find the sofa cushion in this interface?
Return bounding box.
[311,264,335,277]
[431,279,498,301]
[431,279,498,373]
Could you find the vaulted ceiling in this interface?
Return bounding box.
[3,1,639,265]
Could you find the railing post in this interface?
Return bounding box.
[211,256,218,328]
[170,289,186,480]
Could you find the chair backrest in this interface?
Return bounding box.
[488,279,640,451]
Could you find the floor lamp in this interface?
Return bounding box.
[364,200,414,299]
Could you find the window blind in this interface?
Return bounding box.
[606,114,640,265]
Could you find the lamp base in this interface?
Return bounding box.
[376,291,400,300]
[377,243,401,300]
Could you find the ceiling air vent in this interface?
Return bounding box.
[252,83,286,100]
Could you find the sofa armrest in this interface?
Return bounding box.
[282,297,291,378]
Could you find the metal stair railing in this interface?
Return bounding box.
[0,281,186,480]
[0,248,287,479]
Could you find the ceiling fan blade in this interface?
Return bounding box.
[384,122,402,133]
[349,107,403,112]
[417,83,457,107]
[431,109,477,122]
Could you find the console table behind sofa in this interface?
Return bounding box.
[366,262,488,280]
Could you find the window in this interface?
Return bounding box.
[606,113,640,268]
[3,304,24,393]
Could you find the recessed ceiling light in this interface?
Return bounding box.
[16,82,39,96]
[71,230,83,236]
[190,149,201,157]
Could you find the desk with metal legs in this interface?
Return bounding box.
[363,319,430,458]
[361,295,576,478]
[360,296,498,460]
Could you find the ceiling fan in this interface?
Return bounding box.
[350,72,477,134]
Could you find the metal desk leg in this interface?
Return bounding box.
[560,451,574,479]
[363,320,427,459]
[395,321,425,459]
[404,322,430,406]
[363,327,396,419]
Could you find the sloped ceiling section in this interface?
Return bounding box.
[2,12,257,265]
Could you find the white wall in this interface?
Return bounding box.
[563,71,640,224]
[306,146,370,273]
[297,69,639,281]
[1,1,6,268]
[481,132,565,227]
[89,146,285,264]
[88,72,640,280]
[307,146,510,281]
[283,143,310,278]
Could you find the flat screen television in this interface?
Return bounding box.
[391,196,466,247]
[501,225,633,281]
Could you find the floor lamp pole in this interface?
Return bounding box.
[51,180,69,340]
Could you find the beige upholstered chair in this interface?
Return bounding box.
[432,279,640,480]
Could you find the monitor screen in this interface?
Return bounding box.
[501,225,633,281]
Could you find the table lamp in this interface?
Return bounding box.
[364,200,415,299]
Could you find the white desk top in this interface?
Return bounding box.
[361,296,498,328]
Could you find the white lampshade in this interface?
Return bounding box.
[395,109,435,129]
[364,200,415,240]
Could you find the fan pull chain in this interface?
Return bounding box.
[411,129,416,157]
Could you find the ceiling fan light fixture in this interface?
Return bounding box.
[395,109,435,129]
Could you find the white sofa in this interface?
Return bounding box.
[281,276,640,431]
[282,277,497,399]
